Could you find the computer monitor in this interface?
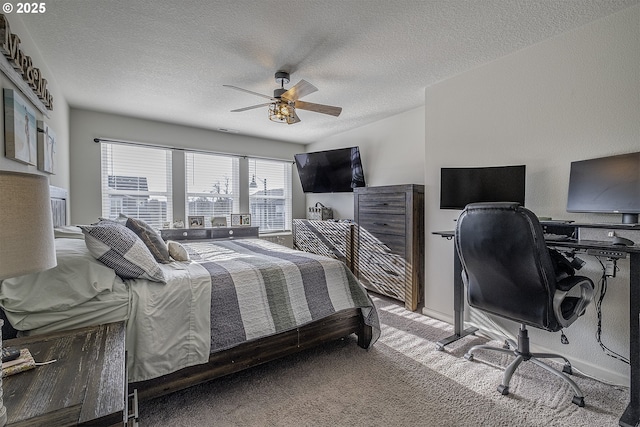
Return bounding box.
[566,152,640,224]
[440,165,526,210]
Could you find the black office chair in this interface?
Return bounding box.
[455,202,594,407]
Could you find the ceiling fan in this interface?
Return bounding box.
[223,71,342,125]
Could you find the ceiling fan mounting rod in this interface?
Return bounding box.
[274,71,290,88]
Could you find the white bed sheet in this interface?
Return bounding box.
[1,238,213,383]
[126,260,212,382]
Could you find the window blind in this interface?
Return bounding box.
[100,142,173,229]
[248,158,292,232]
[185,152,240,226]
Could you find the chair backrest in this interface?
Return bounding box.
[455,202,561,331]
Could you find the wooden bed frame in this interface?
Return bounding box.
[47,186,374,401]
[132,308,372,401]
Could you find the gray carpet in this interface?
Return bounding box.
[139,296,628,426]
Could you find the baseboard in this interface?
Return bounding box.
[421,307,453,325]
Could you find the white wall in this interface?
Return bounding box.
[69,108,306,225]
[305,106,425,219]
[425,6,639,385]
[0,15,70,192]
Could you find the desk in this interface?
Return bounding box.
[433,230,640,427]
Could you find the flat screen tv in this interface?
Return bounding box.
[567,152,640,224]
[294,147,365,193]
[440,165,526,210]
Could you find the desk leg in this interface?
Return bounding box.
[620,252,640,427]
[436,244,478,350]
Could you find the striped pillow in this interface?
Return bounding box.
[80,221,165,283]
[115,214,171,264]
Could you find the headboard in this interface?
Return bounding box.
[49,185,68,227]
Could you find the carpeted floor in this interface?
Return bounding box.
[138,296,628,426]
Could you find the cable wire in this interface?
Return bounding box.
[594,258,629,365]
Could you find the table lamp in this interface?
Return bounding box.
[0,171,57,426]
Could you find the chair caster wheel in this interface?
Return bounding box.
[436,345,444,352]
[497,385,509,395]
[464,353,474,361]
[572,395,585,407]
[562,364,573,375]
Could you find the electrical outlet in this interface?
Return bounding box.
[608,231,615,238]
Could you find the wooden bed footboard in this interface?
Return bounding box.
[131,307,372,401]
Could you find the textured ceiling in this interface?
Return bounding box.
[18,0,638,144]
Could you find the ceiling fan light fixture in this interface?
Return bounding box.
[269,101,296,124]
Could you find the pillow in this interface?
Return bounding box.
[167,241,190,262]
[80,221,165,283]
[53,225,85,239]
[107,214,171,264]
[0,238,120,314]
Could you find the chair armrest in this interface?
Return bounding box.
[553,275,595,328]
[556,276,591,292]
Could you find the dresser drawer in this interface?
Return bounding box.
[358,233,406,257]
[161,227,259,241]
[357,252,406,300]
[357,193,406,215]
[358,212,406,237]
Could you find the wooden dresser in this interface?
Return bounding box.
[160,226,259,241]
[354,184,425,311]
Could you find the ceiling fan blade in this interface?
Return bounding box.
[280,80,318,102]
[223,85,274,100]
[294,100,342,117]
[230,103,271,112]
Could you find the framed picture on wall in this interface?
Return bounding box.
[240,214,251,226]
[231,214,241,226]
[4,89,37,165]
[37,120,56,174]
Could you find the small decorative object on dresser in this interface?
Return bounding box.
[211,216,227,227]
[231,214,252,226]
[354,184,425,311]
[188,215,204,228]
[308,202,333,220]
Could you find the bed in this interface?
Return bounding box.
[0,187,380,401]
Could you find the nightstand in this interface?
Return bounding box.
[3,322,130,426]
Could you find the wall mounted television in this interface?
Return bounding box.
[567,151,640,224]
[294,147,365,193]
[440,165,526,210]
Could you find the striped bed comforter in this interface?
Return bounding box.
[184,239,380,353]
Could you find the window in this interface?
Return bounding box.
[185,152,239,225]
[101,143,173,229]
[248,158,292,232]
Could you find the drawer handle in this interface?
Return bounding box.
[373,222,388,226]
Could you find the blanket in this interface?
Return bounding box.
[185,239,380,353]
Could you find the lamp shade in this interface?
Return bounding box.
[0,171,57,280]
